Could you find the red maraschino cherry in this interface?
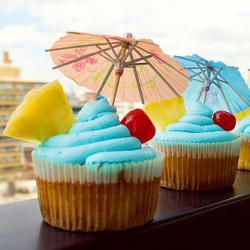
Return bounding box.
[120,109,156,144]
[213,110,236,131]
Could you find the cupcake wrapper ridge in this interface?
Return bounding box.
[150,138,243,191]
[150,138,243,159]
[32,151,165,184]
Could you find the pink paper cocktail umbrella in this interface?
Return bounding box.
[47,32,190,105]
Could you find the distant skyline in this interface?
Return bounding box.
[1,0,250,95]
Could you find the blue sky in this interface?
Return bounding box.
[0,0,250,94]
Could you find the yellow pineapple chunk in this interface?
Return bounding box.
[143,95,186,131]
[3,80,77,142]
[234,108,250,123]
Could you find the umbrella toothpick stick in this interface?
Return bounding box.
[110,45,127,106]
[202,80,211,104]
[202,90,208,104]
[110,33,134,106]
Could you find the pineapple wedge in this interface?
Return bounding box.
[3,80,77,143]
[234,108,250,123]
[143,95,186,131]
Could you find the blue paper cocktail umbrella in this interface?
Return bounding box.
[172,54,250,114]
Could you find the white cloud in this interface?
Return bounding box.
[0,0,250,93]
[0,24,63,48]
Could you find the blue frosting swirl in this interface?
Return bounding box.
[154,101,237,143]
[33,98,156,165]
[234,116,250,134]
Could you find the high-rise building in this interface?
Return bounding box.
[114,99,142,120]
[0,52,47,179]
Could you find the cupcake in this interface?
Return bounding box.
[32,97,165,232]
[150,101,243,191]
[233,116,250,170]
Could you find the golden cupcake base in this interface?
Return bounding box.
[161,153,239,191]
[150,138,242,191]
[36,177,160,232]
[32,152,165,232]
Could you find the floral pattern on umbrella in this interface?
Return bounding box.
[59,48,98,72]
[47,32,189,103]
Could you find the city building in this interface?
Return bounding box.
[114,99,142,120]
[0,52,47,180]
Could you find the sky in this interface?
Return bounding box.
[0,0,250,94]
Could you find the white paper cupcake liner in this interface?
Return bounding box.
[32,151,165,184]
[32,150,165,232]
[150,137,243,191]
[150,137,243,159]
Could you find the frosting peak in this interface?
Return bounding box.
[154,101,237,143]
[77,98,116,122]
[185,101,213,117]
